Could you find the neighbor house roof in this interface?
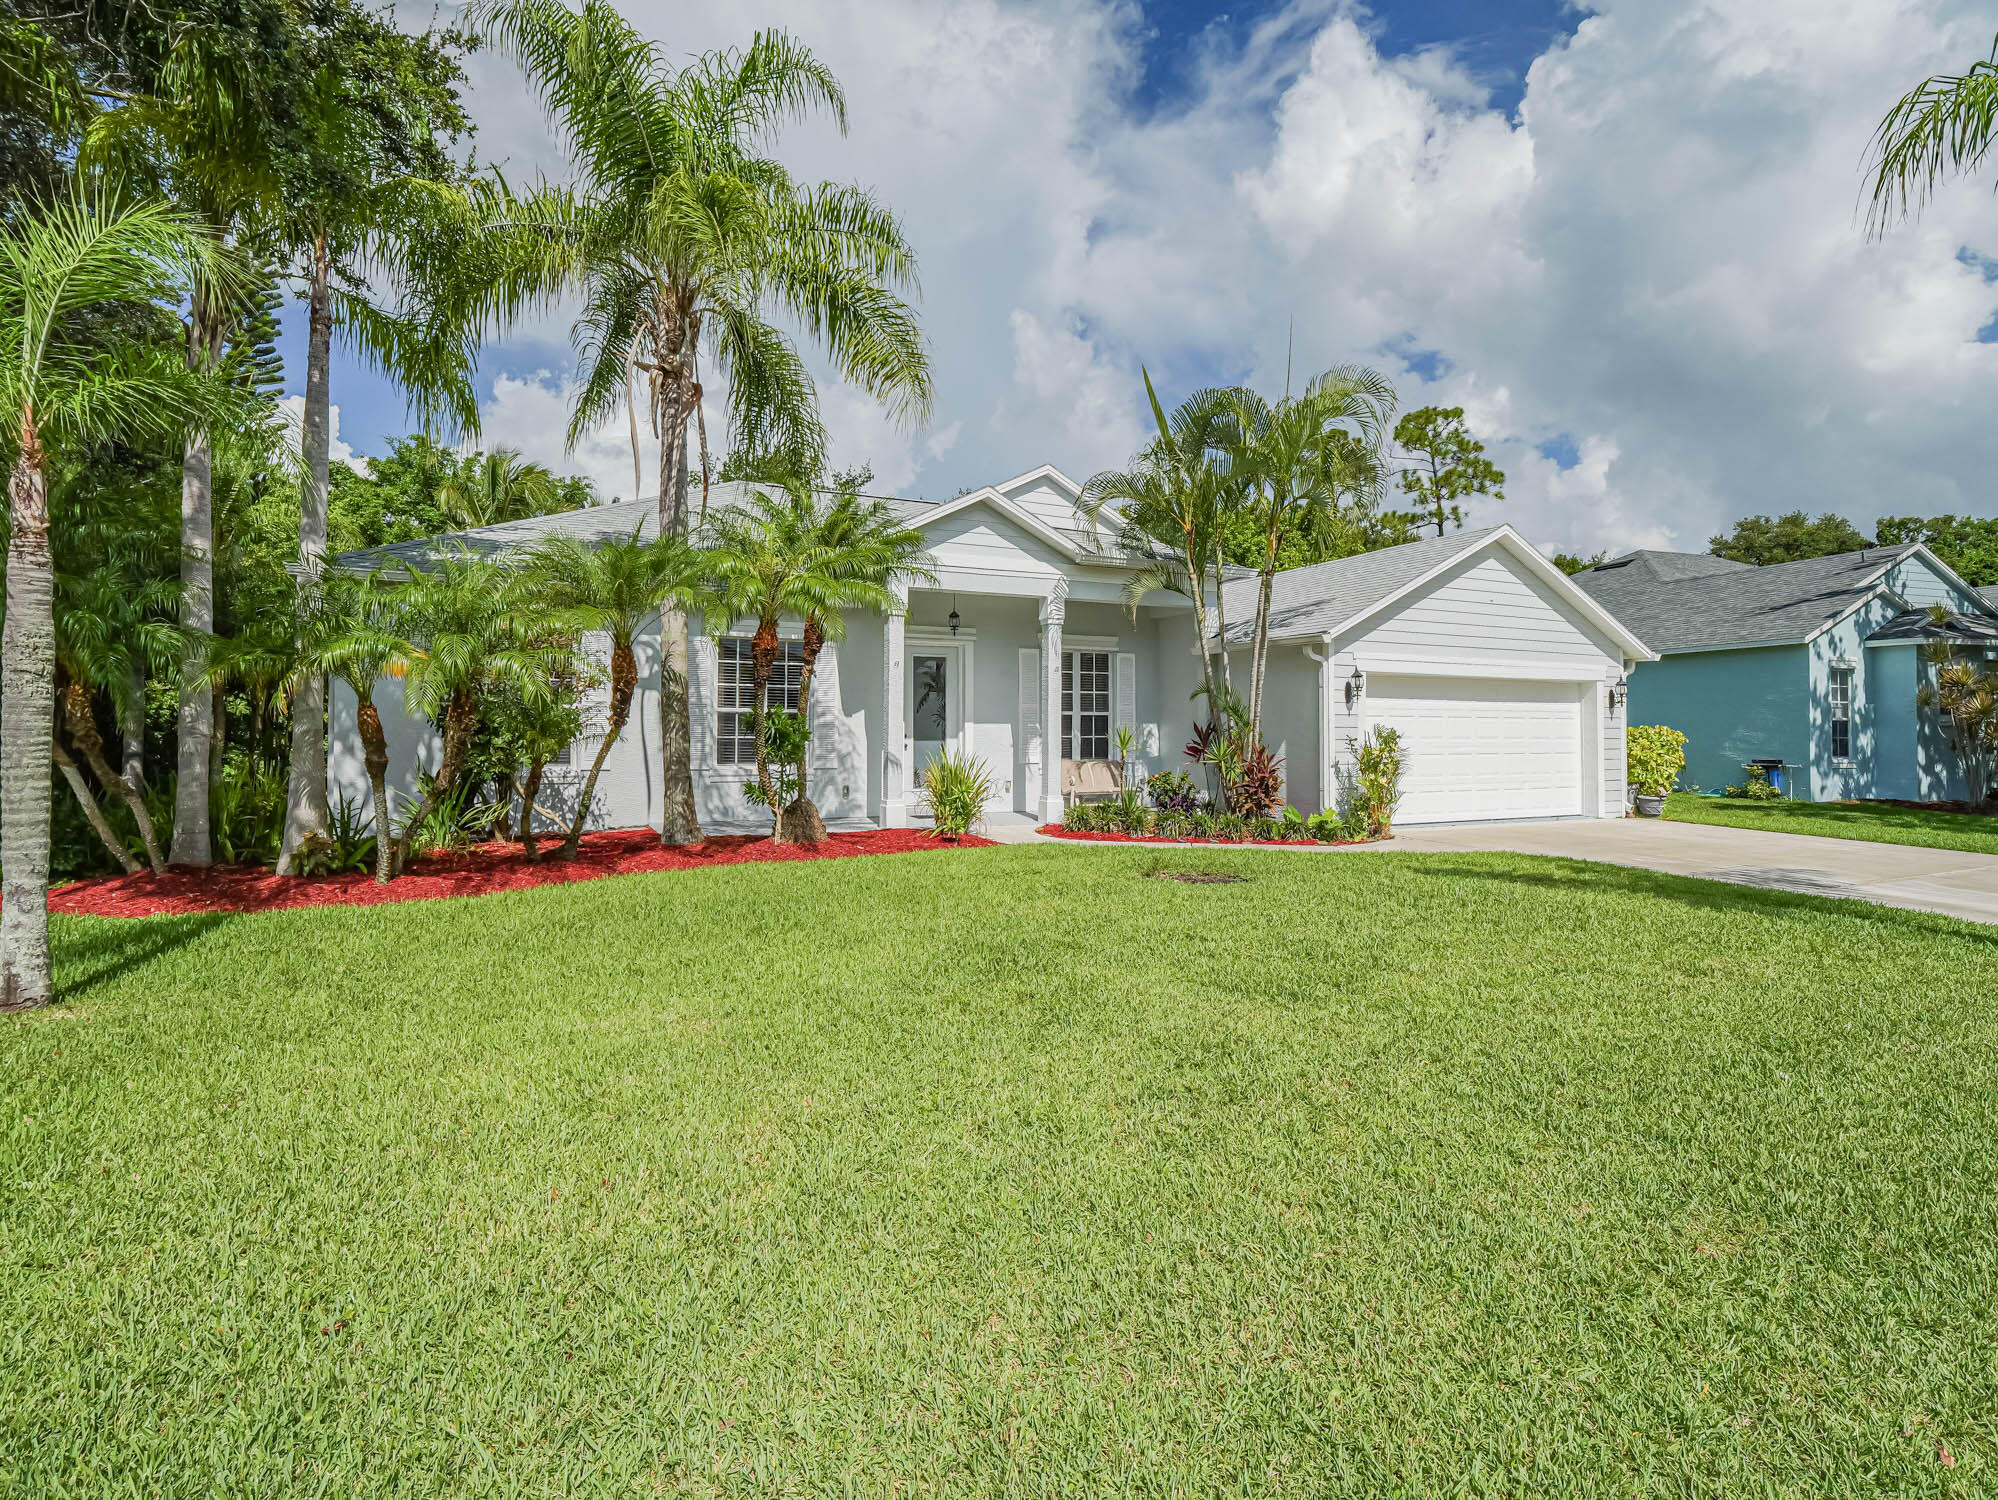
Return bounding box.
[1571,545,1927,654]
[1212,525,1654,660]
[1864,608,1998,647]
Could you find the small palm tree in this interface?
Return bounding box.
[393,553,563,872]
[1865,32,1998,235]
[1212,367,1396,739]
[1,187,229,1008]
[1082,372,1236,710]
[310,578,419,883]
[524,528,708,858]
[437,448,562,530]
[706,482,925,841]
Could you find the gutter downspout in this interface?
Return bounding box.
[1303,635,1335,816]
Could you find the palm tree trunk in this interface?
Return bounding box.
[395,689,475,872]
[748,620,783,839]
[779,616,827,844]
[122,659,145,789]
[561,640,634,859]
[62,679,163,871]
[53,738,139,875]
[1212,549,1232,699]
[279,237,336,875]
[1184,543,1217,716]
[657,379,701,846]
[2,435,58,1008]
[170,286,225,868]
[1248,563,1276,740]
[357,694,394,884]
[519,759,545,861]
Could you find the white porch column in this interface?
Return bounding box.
[881,579,909,827]
[1038,581,1067,825]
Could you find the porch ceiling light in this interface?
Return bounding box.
[948,596,962,636]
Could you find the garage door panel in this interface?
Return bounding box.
[1366,675,1585,824]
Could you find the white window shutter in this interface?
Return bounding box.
[694,635,718,769]
[1114,653,1137,745]
[1018,649,1041,766]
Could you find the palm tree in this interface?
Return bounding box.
[393,554,563,872]
[465,0,932,846]
[1082,372,1236,712]
[438,449,562,530]
[1,187,227,1007]
[1213,367,1396,739]
[705,482,918,841]
[270,32,481,875]
[781,484,932,841]
[310,577,419,883]
[1865,32,1998,235]
[524,528,708,859]
[85,31,286,869]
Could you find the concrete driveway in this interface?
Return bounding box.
[1387,817,1998,925]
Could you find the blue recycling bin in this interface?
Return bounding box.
[1748,759,1787,795]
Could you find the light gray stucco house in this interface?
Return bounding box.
[327,466,1650,833]
[1573,543,1994,802]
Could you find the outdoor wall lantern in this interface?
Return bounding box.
[948,596,962,636]
[1608,674,1628,712]
[1344,668,1365,708]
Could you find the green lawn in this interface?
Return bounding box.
[1665,791,1998,855]
[6,846,1997,1495]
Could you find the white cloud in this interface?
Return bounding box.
[276,395,361,471]
[480,371,640,501]
[425,0,1998,554]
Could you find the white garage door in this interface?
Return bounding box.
[1366,675,1586,824]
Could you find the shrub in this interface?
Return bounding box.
[1723,765,1784,801]
[921,750,994,839]
[1146,769,1199,814]
[1308,806,1372,844]
[292,795,378,877]
[1109,787,1152,836]
[1349,728,1405,838]
[1627,724,1688,798]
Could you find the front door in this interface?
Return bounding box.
[906,644,962,789]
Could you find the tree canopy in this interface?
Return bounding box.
[1708,511,1873,566]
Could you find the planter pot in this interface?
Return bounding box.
[1634,794,1665,818]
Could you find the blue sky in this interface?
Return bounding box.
[297,0,1998,554]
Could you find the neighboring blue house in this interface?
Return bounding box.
[1573,544,1996,802]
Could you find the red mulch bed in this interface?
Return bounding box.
[1038,824,1373,848]
[50,826,993,919]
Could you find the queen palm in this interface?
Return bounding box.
[1,187,228,1008]
[525,528,707,858]
[85,30,286,868]
[438,449,562,531]
[1865,32,1998,234]
[393,554,563,872]
[1213,366,1396,739]
[466,0,932,846]
[269,33,480,875]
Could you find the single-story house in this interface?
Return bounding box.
[327,466,1651,832]
[1572,543,1995,801]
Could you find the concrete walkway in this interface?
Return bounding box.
[1386,817,1998,926]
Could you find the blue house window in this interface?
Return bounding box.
[1829,665,1854,762]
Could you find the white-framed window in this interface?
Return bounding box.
[1829,664,1854,762]
[1061,649,1110,759]
[717,636,805,764]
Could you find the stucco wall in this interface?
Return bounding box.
[1626,646,1807,795]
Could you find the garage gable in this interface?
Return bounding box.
[1351,544,1626,678]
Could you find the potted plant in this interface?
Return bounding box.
[1626,724,1687,817]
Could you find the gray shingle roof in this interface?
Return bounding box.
[1215,526,1503,642]
[1865,607,1998,646]
[332,482,940,576]
[1571,546,1918,654]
